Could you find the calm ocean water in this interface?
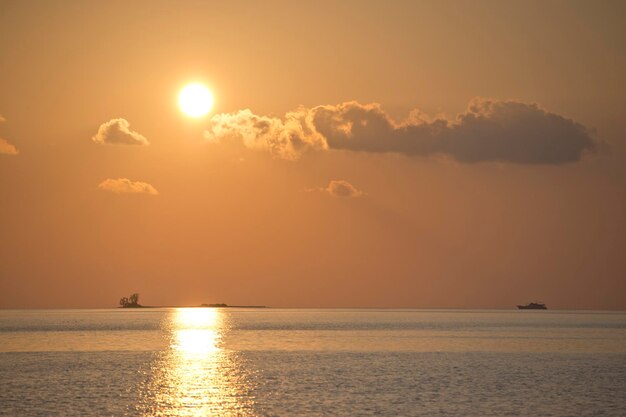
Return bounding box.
[0,309,624,416]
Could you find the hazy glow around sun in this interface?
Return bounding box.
[179,83,214,117]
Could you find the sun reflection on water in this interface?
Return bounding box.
[137,308,256,416]
[174,308,220,355]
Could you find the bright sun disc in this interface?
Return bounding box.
[179,83,214,117]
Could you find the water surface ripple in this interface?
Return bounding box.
[0,308,624,416]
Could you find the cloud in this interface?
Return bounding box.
[0,138,18,155]
[92,118,149,145]
[306,180,365,197]
[325,180,364,198]
[0,116,18,155]
[97,178,158,195]
[204,98,597,164]
[204,108,326,160]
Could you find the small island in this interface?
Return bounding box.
[200,303,268,308]
[117,294,267,309]
[119,293,143,308]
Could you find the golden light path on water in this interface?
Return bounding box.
[138,308,256,416]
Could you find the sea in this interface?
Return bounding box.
[0,308,624,416]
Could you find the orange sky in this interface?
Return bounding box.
[1,0,625,309]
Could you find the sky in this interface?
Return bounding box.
[0,0,625,309]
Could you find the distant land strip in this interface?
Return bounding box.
[118,304,268,309]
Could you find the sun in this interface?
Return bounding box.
[179,83,214,117]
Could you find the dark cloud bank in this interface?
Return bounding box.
[204,98,597,164]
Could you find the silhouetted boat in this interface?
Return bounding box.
[517,302,547,310]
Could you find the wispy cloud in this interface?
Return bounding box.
[92,118,149,146]
[0,116,18,155]
[0,138,18,155]
[204,98,598,164]
[306,180,365,198]
[97,178,158,195]
[325,180,364,198]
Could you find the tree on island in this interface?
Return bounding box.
[119,293,141,308]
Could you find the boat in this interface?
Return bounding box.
[517,302,547,310]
